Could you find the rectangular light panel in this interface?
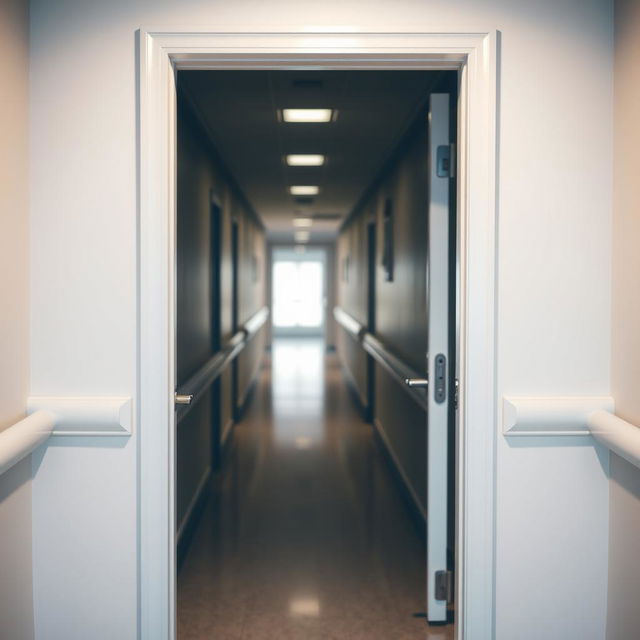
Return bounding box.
[286,154,325,166]
[290,186,319,196]
[282,109,333,123]
[293,218,313,227]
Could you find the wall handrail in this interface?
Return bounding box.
[362,333,429,412]
[0,410,55,476]
[589,410,640,469]
[333,305,428,412]
[333,306,365,339]
[244,306,269,339]
[175,307,269,422]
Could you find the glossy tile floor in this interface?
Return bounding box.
[178,338,454,639]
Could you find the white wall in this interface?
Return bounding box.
[0,0,33,638]
[607,1,640,638]
[29,1,613,638]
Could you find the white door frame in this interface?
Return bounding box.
[139,28,498,640]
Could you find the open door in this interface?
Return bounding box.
[426,92,453,623]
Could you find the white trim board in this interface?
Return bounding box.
[27,396,133,436]
[503,396,614,437]
[139,28,498,640]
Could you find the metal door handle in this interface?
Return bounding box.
[404,378,429,389]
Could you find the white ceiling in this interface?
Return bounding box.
[178,70,444,241]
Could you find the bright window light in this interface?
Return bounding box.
[286,154,325,166]
[293,218,313,227]
[282,109,333,123]
[294,230,310,242]
[290,185,319,196]
[273,261,323,329]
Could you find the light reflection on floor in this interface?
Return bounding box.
[177,338,454,639]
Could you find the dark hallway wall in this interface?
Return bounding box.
[336,111,430,512]
[176,96,267,535]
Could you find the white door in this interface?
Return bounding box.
[426,93,452,623]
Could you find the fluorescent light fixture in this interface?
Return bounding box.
[290,185,319,196]
[293,218,313,227]
[286,154,325,166]
[294,231,310,242]
[282,109,333,123]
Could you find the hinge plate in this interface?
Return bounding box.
[435,570,454,603]
[436,144,456,178]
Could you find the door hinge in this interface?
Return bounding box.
[436,144,456,179]
[435,569,454,603]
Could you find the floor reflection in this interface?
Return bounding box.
[177,338,453,639]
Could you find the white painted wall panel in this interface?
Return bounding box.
[608,0,640,637]
[0,0,33,637]
[29,0,613,637]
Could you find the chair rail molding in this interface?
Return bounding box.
[27,396,133,436]
[503,395,614,437]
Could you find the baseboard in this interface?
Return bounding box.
[176,466,211,572]
[220,417,234,448]
[339,360,368,419]
[372,418,426,541]
[236,369,261,419]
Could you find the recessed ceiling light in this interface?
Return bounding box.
[290,185,319,196]
[294,230,310,242]
[293,218,313,227]
[286,154,325,166]
[282,109,333,123]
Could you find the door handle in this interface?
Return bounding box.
[404,378,429,389]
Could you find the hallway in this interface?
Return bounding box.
[177,339,453,639]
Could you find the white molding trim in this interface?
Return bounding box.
[27,396,133,436]
[503,396,614,437]
[139,28,498,640]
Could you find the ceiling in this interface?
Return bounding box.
[178,70,444,241]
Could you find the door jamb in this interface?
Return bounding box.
[138,28,498,640]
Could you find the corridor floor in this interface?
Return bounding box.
[177,338,454,639]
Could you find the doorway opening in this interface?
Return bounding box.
[174,68,457,638]
[138,29,498,640]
